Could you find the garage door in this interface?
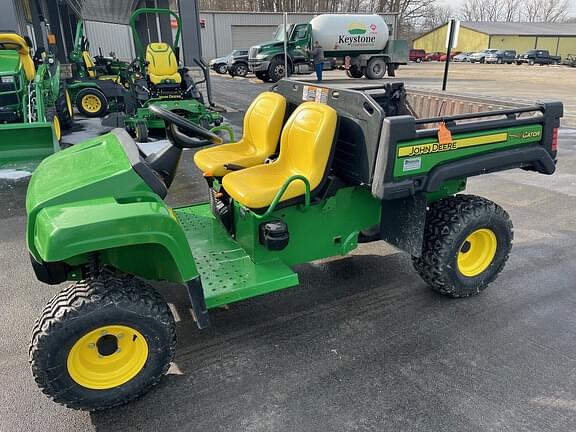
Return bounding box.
[231,25,279,50]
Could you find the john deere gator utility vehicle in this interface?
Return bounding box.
[0,32,73,165]
[66,20,130,117]
[27,79,562,410]
[102,8,228,143]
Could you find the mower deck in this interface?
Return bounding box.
[174,203,298,308]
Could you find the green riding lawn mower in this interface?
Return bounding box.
[0,32,73,166]
[102,8,231,143]
[66,19,132,118]
[26,79,562,411]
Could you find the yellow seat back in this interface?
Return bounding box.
[276,102,338,190]
[0,33,35,80]
[221,102,338,209]
[145,42,181,84]
[242,91,287,156]
[82,51,96,78]
[193,91,286,177]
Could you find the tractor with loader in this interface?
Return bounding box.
[0,32,73,166]
[26,79,562,410]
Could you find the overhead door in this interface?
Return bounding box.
[231,25,278,50]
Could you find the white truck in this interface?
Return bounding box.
[248,14,409,82]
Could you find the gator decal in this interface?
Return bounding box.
[393,124,543,178]
[398,133,508,158]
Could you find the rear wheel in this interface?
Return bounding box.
[346,66,364,78]
[365,57,386,79]
[29,273,176,411]
[76,88,107,117]
[412,194,513,298]
[56,82,74,129]
[255,71,271,82]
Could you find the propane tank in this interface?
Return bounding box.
[310,14,390,53]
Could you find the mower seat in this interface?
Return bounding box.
[82,51,97,78]
[194,91,287,177]
[222,102,337,210]
[146,43,181,85]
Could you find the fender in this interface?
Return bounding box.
[30,196,198,284]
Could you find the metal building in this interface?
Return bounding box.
[199,12,398,60]
[413,22,576,58]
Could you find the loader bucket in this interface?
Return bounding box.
[0,122,58,168]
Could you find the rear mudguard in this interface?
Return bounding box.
[29,195,198,284]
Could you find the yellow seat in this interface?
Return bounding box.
[145,42,181,84]
[0,33,35,80]
[194,91,287,177]
[222,102,338,209]
[82,51,96,78]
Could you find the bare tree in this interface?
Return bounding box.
[459,0,572,22]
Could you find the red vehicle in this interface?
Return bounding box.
[409,49,426,63]
[424,51,444,62]
[439,52,461,62]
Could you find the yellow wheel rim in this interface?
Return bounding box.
[67,325,149,390]
[81,94,102,113]
[65,90,73,117]
[52,115,61,141]
[457,228,498,277]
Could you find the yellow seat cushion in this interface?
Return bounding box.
[146,42,181,84]
[194,91,286,177]
[222,102,337,209]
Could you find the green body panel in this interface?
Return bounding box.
[174,204,298,308]
[393,124,544,178]
[0,50,21,75]
[234,186,381,266]
[26,131,198,283]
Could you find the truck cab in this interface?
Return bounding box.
[248,23,312,82]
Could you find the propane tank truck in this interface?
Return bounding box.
[248,14,408,82]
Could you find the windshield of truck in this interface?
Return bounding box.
[273,24,293,42]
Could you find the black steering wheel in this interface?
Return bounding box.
[150,105,223,147]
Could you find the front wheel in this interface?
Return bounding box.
[134,122,149,143]
[412,194,513,298]
[232,63,248,77]
[216,63,228,74]
[255,71,271,82]
[56,83,74,129]
[268,58,291,82]
[29,273,176,411]
[76,88,107,117]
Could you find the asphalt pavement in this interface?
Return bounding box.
[1,74,576,431]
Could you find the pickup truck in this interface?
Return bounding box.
[516,49,561,66]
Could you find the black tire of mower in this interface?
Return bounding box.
[365,58,386,79]
[233,63,248,77]
[346,66,364,78]
[412,194,513,298]
[255,71,271,82]
[268,58,290,82]
[29,273,176,411]
[56,82,73,129]
[135,122,149,143]
[45,108,61,142]
[76,88,107,117]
